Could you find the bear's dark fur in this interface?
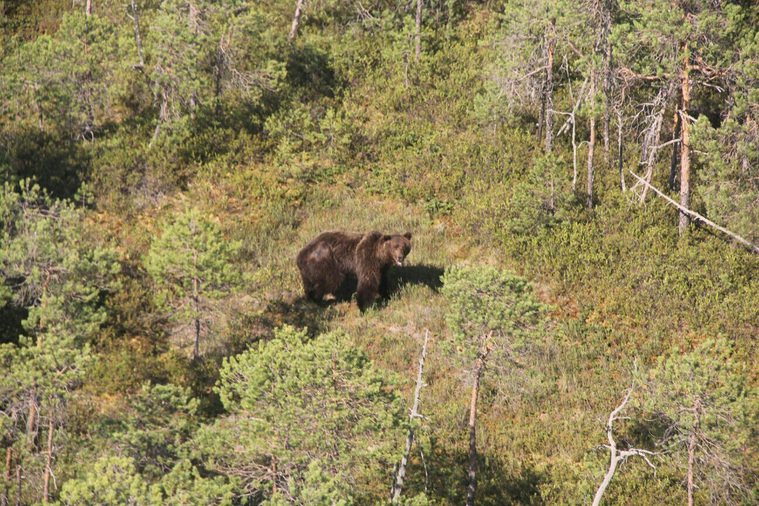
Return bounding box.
[296,231,412,311]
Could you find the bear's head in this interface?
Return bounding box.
[381,232,412,267]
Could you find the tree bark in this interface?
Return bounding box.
[679,66,692,235]
[33,83,44,133]
[602,19,611,155]
[669,105,681,191]
[618,108,625,191]
[391,331,428,503]
[544,18,556,153]
[193,248,200,360]
[130,0,145,68]
[85,0,92,16]
[42,414,53,503]
[466,343,491,506]
[415,0,423,61]
[288,0,305,43]
[587,65,597,208]
[687,431,696,506]
[1,448,10,506]
[14,467,19,506]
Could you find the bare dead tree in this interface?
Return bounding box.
[633,87,670,203]
[592,379,658,506]
[391,330,429,503]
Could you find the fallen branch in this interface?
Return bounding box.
[629,171,759,254]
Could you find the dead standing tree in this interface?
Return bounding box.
[391,330,429,503]
[592,378,658,506]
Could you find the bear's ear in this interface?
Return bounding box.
[382,235,392,242]
[404,232,412,240]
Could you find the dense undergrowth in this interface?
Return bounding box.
[1,0,758,504]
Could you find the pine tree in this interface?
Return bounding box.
[145,207,241,359]
[644,339,757,505]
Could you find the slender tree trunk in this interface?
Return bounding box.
[687,431,696,506]
[587,65,597,208]
[151,88,168,147]
[42,414,53,503]
[14,467,19,506]
[639,89,668,203]
[544,18,556,153]
[466,344,491,506]
[618,108,625,191]
[130,0,145,68]
[33,83,44,133]
[592,449,618,506]
[537,89,545,143]
[193,248,200,360]
[392,332,429,503]
[85,0,92,16]
[415,0,423,61]
[679,66,692,235]
[288,0,305,43]
[602,30,611,155]
[687,402,700,506]
[1,448,10,506]
[669,105,681,191]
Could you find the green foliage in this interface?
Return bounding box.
[116,383,199,481]
[441,265,545,359]
[2,0,759,503]
[196,325,406,502]
[643,338,758,504]
[58,455,159,506]
[145,207,241,355]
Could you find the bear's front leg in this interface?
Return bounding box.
[356,280,379,312]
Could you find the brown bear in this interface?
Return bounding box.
[296,231,412,311]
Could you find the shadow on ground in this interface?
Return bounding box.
[400,444,547,505]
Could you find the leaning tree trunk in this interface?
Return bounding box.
[391,331,428,503]
[466,344,491,506]
[679,65,692,236]
[288,0,305,43]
